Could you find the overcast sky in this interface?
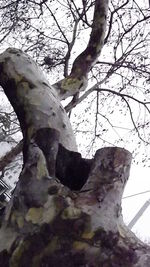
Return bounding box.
[122,165,150,243]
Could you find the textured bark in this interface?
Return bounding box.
[0,49,150,267]
[0,48,77,153]
[0,0,109,169]
[54,0,109,100]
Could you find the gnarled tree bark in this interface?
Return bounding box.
[0,48,149,267]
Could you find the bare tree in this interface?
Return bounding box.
[0,0,150,169]
[0,0,150,265]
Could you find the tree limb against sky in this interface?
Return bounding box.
[0,0,149,159]
[0,0,150,170]
[0,0,150,266]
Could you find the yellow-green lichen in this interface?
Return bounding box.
[10,240,29,267]
[73,241,89,250]
[16,216,24,229]
[61,77,83,91]
[16,80,31,107]
[82,231,94,240]
[36,152,49,180]
[25,197,61,225]
[20,81,30,91]
[10,211,24,229]
[42,196,58,223]
[61,206,81,220]
[25,207,44,224]
[9,72,23,84]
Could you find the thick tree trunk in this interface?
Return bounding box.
[0,49,149,267]
[0,48,77,153]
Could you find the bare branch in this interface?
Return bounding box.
[54,0,109,100]
[104,0,129,44]
[0,140,23,172]
[44,3,69,45]
[122,97,149,144]
[64,19,79,77]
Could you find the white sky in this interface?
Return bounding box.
[122,165,150,243]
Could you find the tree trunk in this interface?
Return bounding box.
[0,48,149,267]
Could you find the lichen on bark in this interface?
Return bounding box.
[0,46,150,266]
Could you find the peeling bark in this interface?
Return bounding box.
[0,48,149,266]
[0,48,77,153]
[0,142,150,266]
[0,0,109,170]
